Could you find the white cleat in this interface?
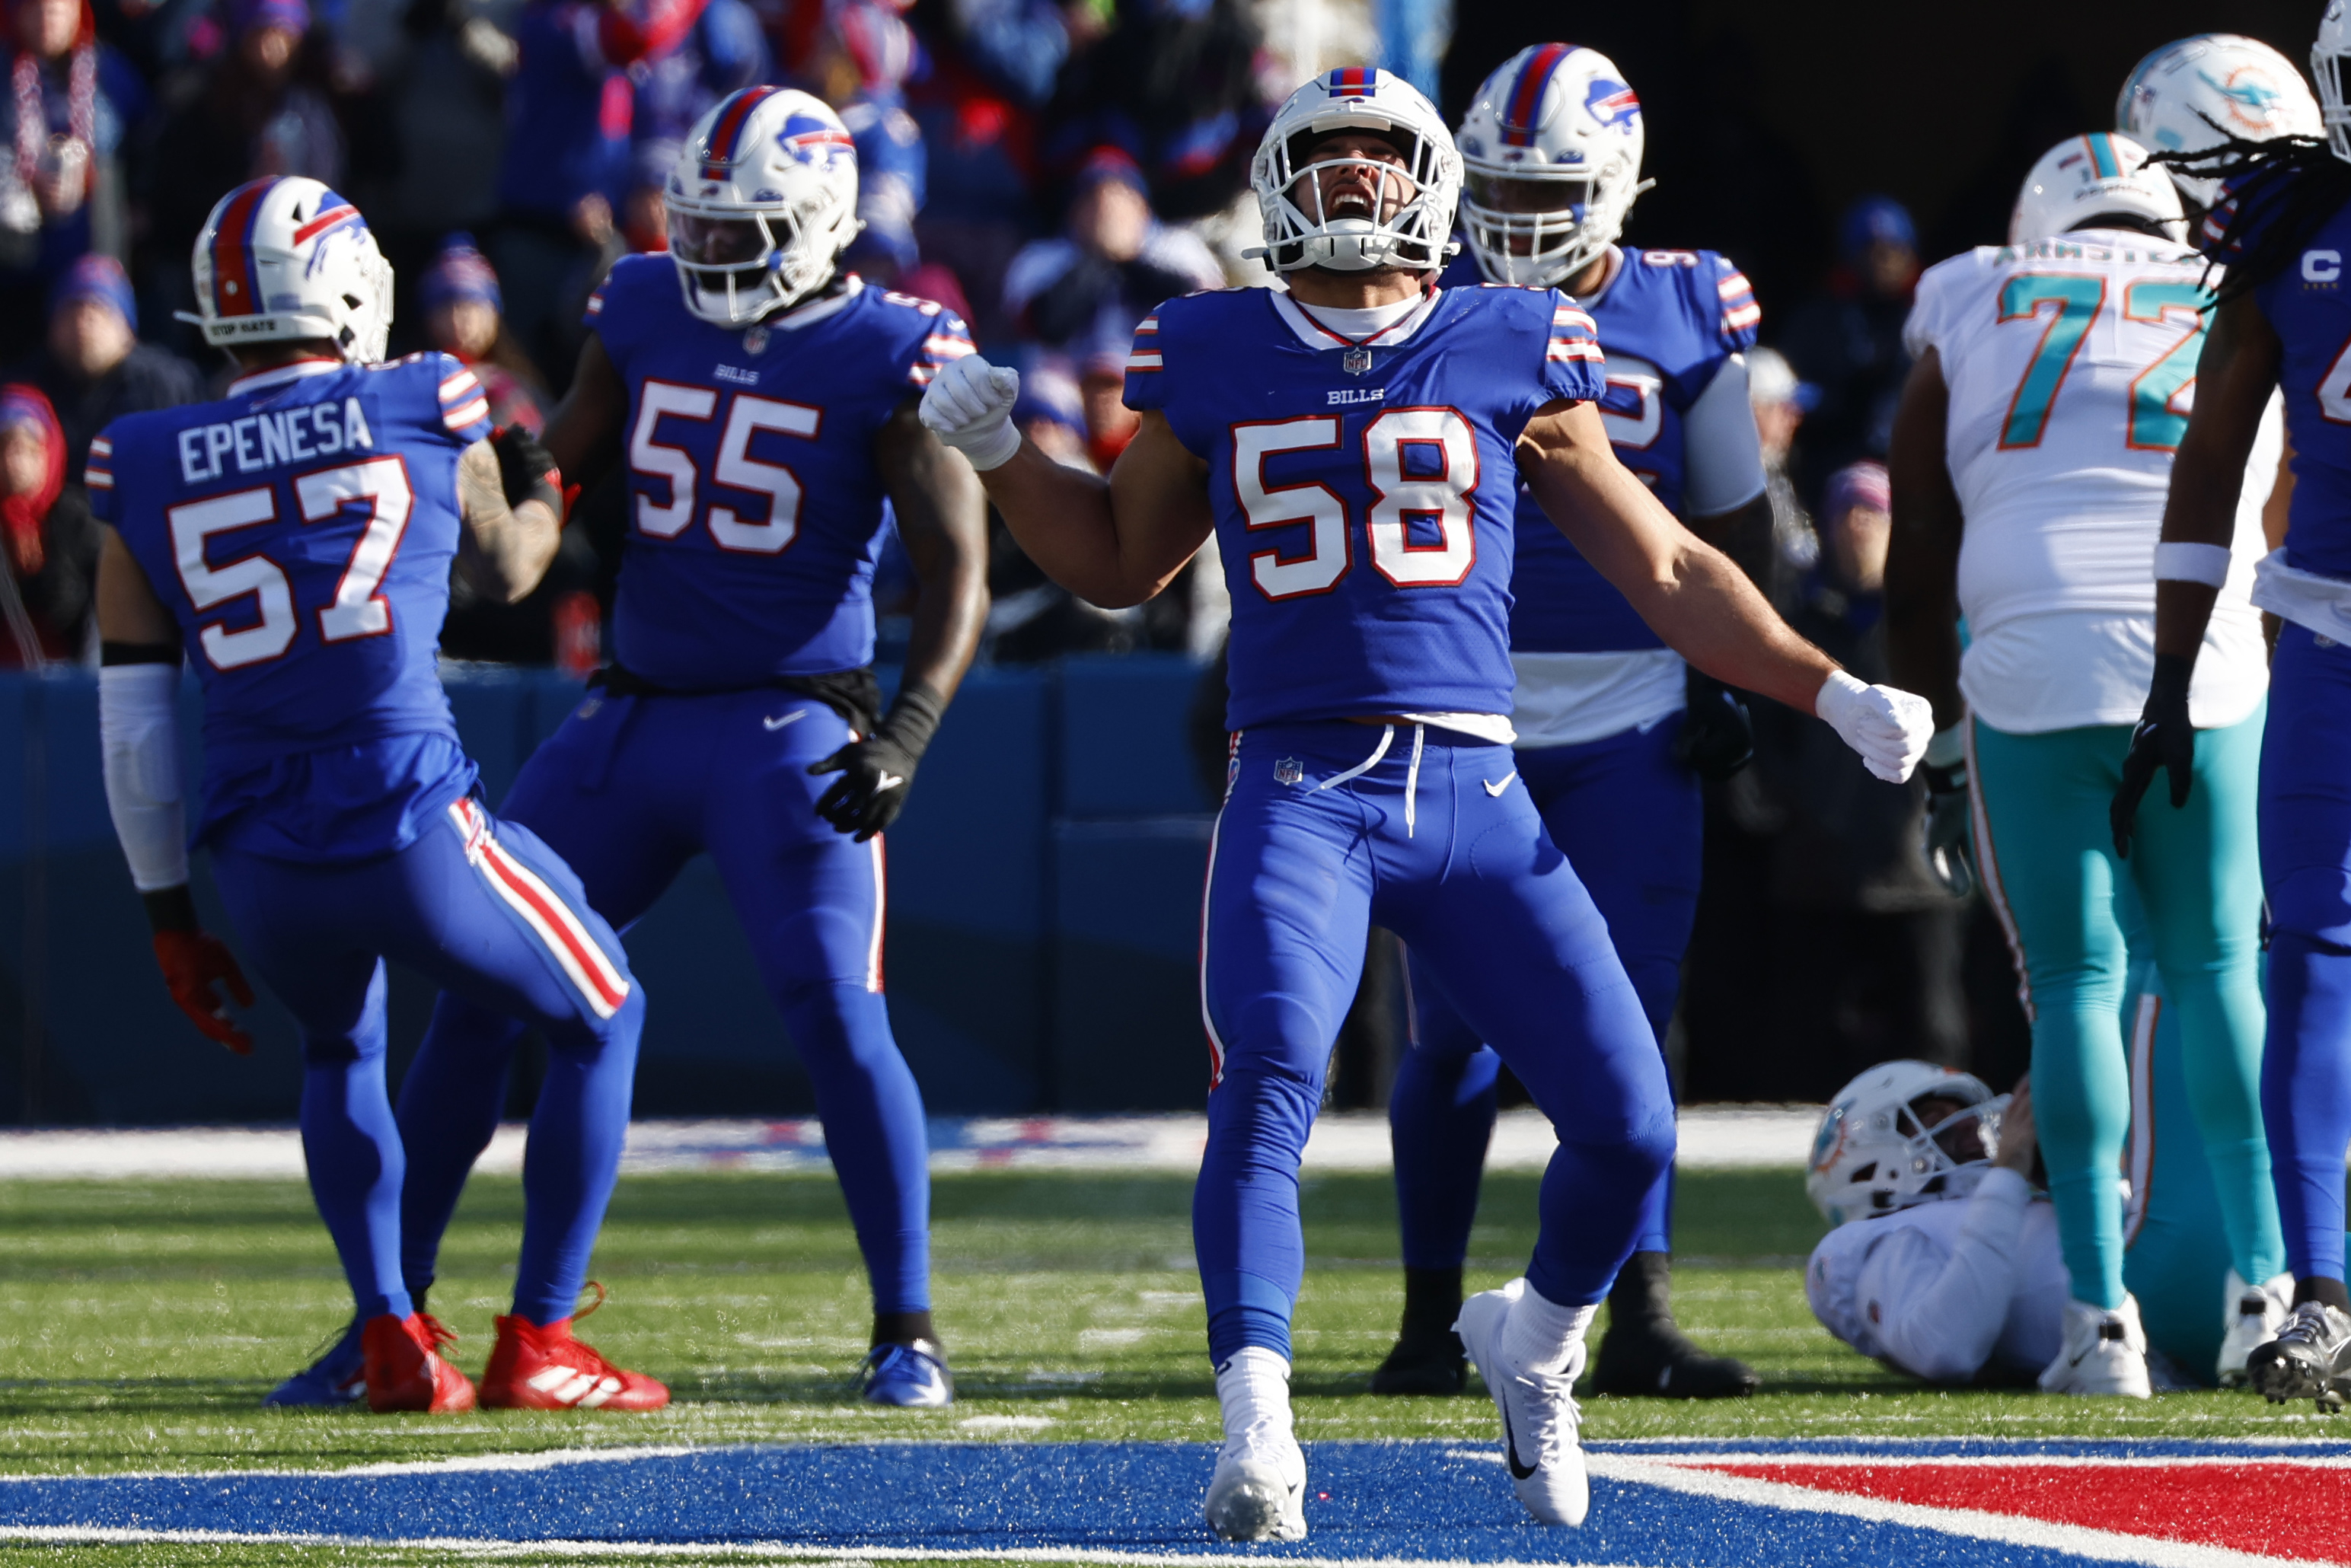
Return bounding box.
[1203,1436,1306,1541]
[2247,1300,2351,1410]
[1456,1280,1589,1527]
[2217,1270,2294,1388]
[2038,1296,2152,1397]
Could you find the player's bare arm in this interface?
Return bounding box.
[2151,294,2282,661]
[542,333,630,489]
[1514,398,1833,714]
[874,398,990,700]
[1684,489,1775,587]
[2109,292,2285,844]
[1884,349,1968,728]
[454,435,563,604]
[947,404,1213,610]
[94,524,255,1052]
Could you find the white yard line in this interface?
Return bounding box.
[0,1108,1823,1181]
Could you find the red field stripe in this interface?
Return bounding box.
[1703,1462,2351,1563]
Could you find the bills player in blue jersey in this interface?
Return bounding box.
[2114,2,2351,1410]
[387,87,989,1408]
[1364,43,1772,1404]
[921,69,1932,1538]
[91,177,665,1413]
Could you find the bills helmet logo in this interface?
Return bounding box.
[778,113,856,171]
[1585,78,1641,133]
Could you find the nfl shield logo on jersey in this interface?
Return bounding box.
[742,325,770,355]
[1274,757,1304,786]
[1342,346,1373,375]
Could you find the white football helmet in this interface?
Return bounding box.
[1807,1060,2004,1229]
[2009,132,2186,245]
[2118,34,2322,209]
[181,177,392,364]
[668,86,861,327]
[1247,67,1459,274]
[2318,2,2351,165]
[1456,43,1652,287]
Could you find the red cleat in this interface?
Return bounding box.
[478,1308,669,1411]
[361,1311,477,1413]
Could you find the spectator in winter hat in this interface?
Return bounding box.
[1001,145,1220,355]
[7,253,202,480]
[417,234,547,431]
[0,381,95,664]
[0,0,148,359]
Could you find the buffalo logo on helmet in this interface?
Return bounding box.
[778,113,856,171]
[1584,78,1640,133]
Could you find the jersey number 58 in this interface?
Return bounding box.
[1233,409,1479,599]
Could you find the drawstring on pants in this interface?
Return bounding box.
[1314,722,1427,837]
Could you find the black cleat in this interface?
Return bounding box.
[2247,1302,2351,1410]
[1587,1250,1759,1401]
[1589,1315,1760,1399]
[1370,1329,1466,1395]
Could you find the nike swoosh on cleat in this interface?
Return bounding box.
[1501,1401,1537,1480]
[763,712,805,731]
[877,772,905,791]
[1483,773,1517,797]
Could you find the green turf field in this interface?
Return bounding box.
[0,1159,2331,1504]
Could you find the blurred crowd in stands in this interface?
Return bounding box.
[0,0,2026,1097]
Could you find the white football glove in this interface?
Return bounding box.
[918,354,1022,471]
[1816,670,1935,785]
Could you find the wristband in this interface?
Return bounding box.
[875,678,946,760]
[2153,541,2231,588]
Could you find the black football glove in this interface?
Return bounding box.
[1673,671,1753,782]
[489,423,563,515]
[1920,750,1975,899]
[2111,652,2196,859]
[809,680,946,841]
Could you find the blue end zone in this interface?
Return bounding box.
[2,1439,2338,1563]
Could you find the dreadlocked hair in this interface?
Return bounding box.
[2149,132,2351,304]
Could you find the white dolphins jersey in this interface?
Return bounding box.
[1903,230,2274,734]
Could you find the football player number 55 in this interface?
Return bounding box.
[631,382,819,553]
[169,457,414,671]
[1235,409,1479,599]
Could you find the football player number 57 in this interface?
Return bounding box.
[1235,409,1479,599]
[169,457,414,671]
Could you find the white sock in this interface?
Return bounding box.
[1214,1347,1294,1449]
[1500,1283,1597,1376]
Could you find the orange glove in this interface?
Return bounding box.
[152,929,255,1055]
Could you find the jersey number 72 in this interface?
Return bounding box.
[1995,273,2207,452]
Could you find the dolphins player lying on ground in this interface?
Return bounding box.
[1805,1065,2062,1384]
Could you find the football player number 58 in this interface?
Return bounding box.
[1234,409,1479,599]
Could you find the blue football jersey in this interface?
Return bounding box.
[1439,247,1760,654]
[585,257,975,687]
[88,355,491,856]
[1123,285,1606,729]
[2219,173,2351,577]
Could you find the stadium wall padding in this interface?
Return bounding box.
[0,657,1220,1124]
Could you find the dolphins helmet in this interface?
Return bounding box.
[1456,43,1652,288]
[1807,1060,2004,1228]
[2118,34,2321,208]
[2009,132,2186,245]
